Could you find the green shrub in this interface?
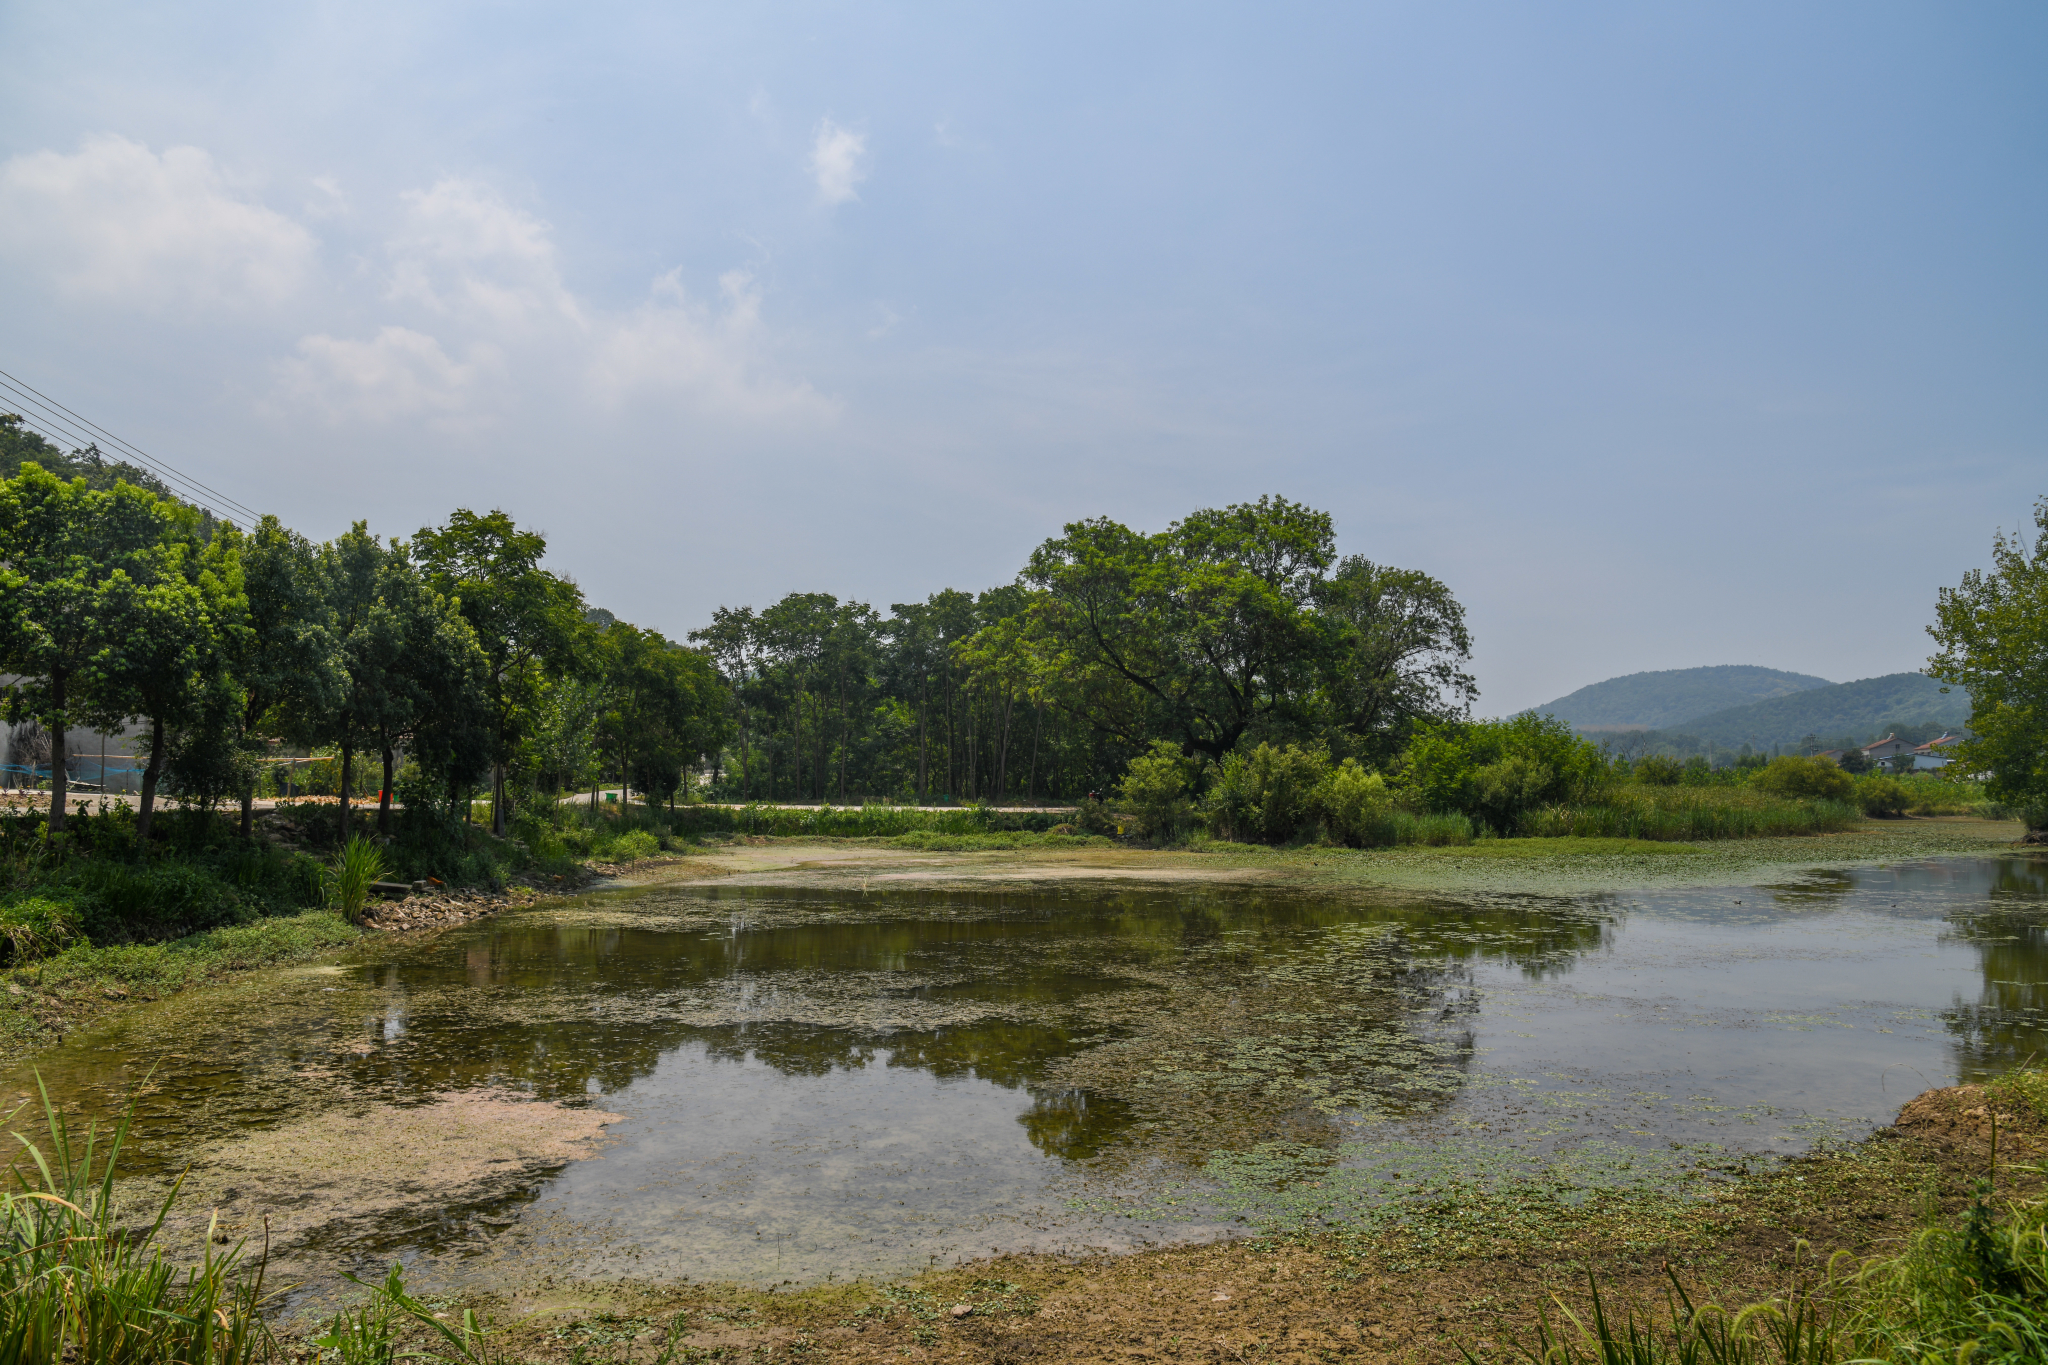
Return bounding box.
[0,898,81,964]
[1753,754,1855,801]
[1518,787,1860,840]
[329,836,386,924]
[1205,743,1331,843]
[1399,715,1609,832]
[71,860,255,941]
[1388,810,1474,846]
[1855,774,1911,817]
[1316,760,1394,847]
[1115,741,1198,843]
[1633,755,1684,786]
[599,829,662,862]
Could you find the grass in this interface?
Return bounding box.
[1389,835,1707,859]
[0,1079,276,1362]
[665,801,1070,839]
[329,835,385,924]
[886,830,1114,852]
[0,911,359,1066]
[1470,1068,2048,1365]
[1518,787,1863,841]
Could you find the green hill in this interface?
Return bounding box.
[1532,665,1833,730]
[1676,673,1969,749]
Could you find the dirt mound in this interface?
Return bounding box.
[1894,1083,2044,1160]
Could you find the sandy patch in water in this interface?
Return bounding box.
[140,1089,622,1278]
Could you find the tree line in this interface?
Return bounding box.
[0,416,1485,836]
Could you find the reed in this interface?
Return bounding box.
[0,1078,274,1363]
[1518,788,1861,842]
[329,835,386,924]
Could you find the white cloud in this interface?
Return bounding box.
[590,269,837,424]
[0,134,315,308]
[384,178,583,331]
[810,120,868,205]
[279,326,497,426]
[283,180,829,428]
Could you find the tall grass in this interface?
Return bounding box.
[0,1079,274,1362]
[1474,1070,2048,1365]
[1518,787,1861,841]
[329,835,386,924]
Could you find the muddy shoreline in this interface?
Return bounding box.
[258,1080,2041,1363]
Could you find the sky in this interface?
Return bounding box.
[0,1,2042,714]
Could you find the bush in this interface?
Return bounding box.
[1399,714,1609,833]
[1754,755,1855,801]
[1115,741,1198,843]
[1855,774,1911,817]
[0,898,81,964]
[597,829,661,862]
[1634,755,1684,786]
[1205,743,1332,843]
[1316,760,1394,847]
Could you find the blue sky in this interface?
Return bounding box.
[1,1,2041,713]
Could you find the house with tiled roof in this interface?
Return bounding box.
[1909,734,1963,771]
[1862,734,1915,762]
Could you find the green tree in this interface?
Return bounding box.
[227,515,343,836]
[343,549,490,836]
[1316,556,1477,764]
[414,510,584,834]
[1021,497,1336,762]
[1752,755,1854,801]
[98,501,250,841]
[0,464,186,832]
[1928,497,2048,834]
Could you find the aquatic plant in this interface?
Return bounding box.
[329,835,386,924]
[1476,1158,2048,1363]
[0,1078,275,1363]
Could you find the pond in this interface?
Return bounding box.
[11,853,2047,1299]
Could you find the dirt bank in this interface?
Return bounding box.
[272,1080,2043,1362]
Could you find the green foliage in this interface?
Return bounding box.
[0,1078,275,1362]
[330,835,386,924]
[1205,742,1331,843]
[1315,759,1394,847]
[596,829,662,862]
[1853,773,1910,817]
[1753,755,1855,801]
[0,897,80,964]
[1399,714,1609,833]
[1520,787,1860,841]
[1928,496,2048,827]
[1115,740,1198,842]
[1634,754,1684,786]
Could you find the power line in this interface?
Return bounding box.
[0,392,260,526]
[0,370,262,525]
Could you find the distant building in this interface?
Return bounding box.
[1862,734,1916,762]
[1910,734,1962,771]
[1816,750,1846,765]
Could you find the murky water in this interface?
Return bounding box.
[10,854,2046,1293]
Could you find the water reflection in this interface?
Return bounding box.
[5,855,2045,1289]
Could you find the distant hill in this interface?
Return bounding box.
[1676,673,1969,749]
[1533,665,1833,730]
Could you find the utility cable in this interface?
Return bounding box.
[0,369,262,525]
[0,393,259,525]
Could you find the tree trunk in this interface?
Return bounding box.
[492,763,507,836]
[136,715,166,842]
[916,686,928,804]
[240,777,256,838]
[1027,700,1042,802]
[46,672,67,834]
[378,746,395,836]
[995,690,1014,802]
[338,735,353,846]
[792,687,803,803]
[837,673,848,802]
